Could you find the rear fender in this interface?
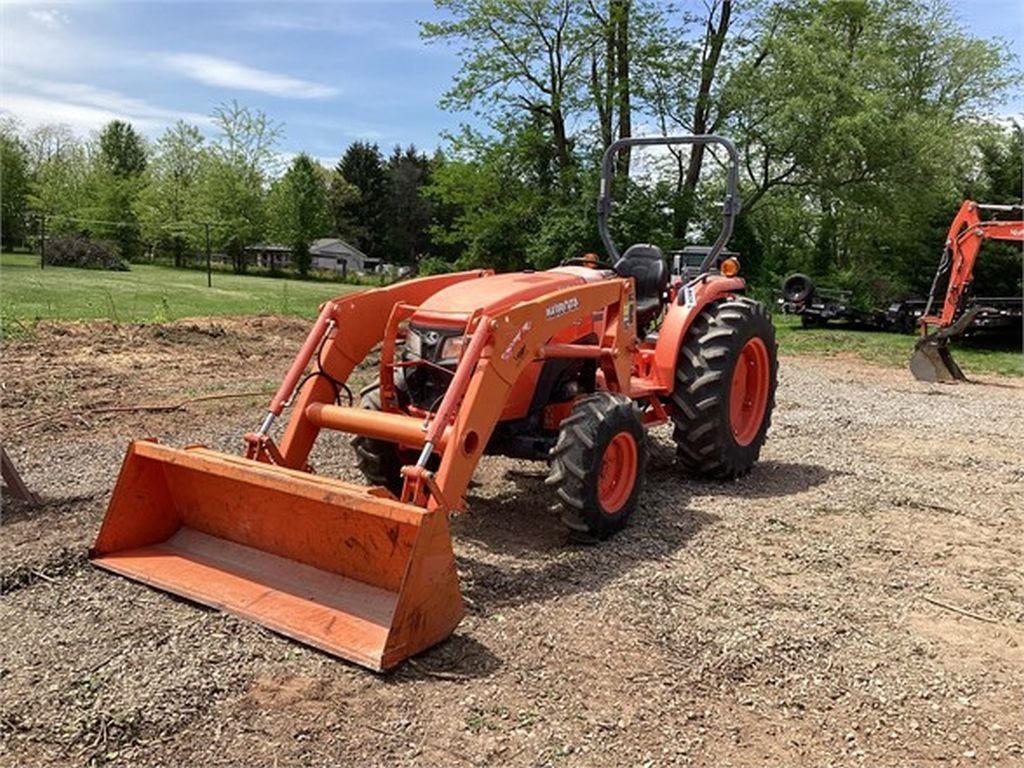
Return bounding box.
[650,276,746,390]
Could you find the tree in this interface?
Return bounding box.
[197,102,282,272]
[1,125,31,247]
[85,121,149,260]
[23,123,78,173]
[98,120,147,177]
[422,0,591,177]
[385,145,433,263]
[336,141,388,259]
[265,153,331,276]
[640,0,737,241]
[586,0,635,180]
[326,169,365,244]
[23,124,88,217]
[135,121,206,266]
[719,0,1016,295]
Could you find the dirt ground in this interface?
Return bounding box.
[2,318,1022,767]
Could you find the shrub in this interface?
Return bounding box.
[43,236,129,271]
[416,255,455,276]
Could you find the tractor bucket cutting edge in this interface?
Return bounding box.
[90,440,464,671]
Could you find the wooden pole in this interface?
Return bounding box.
[205,222,212,287]
[1,445,39,504]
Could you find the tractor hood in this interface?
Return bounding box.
[411,268,597,328]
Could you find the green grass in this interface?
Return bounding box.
[2,252,1019,376]
[1,252,357,328]
[773,314,1022,377]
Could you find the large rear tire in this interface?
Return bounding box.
[670,297,777,479]
[546,392,648,539]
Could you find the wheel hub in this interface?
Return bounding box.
[598,432,638,514]
[729,337,770,446]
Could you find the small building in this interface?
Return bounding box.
[244,239,379,275]
[246,243,293,270]
[309,238,379,275]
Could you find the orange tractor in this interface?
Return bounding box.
[91,136,777,671]
[911,200,1024,382]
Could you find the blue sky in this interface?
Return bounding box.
[1,0,1021,165]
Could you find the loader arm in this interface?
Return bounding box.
[421,277,635,513]
[272,269,491,469]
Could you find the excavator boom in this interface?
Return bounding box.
[911,200,1023,382]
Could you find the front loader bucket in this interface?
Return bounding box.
[910,337,966,383]
[90,441,464,671]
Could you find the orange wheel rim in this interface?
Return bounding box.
[598,432,638,515]
[729,337,770,446]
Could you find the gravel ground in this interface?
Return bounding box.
[1,318,1022,767]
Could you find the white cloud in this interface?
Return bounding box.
[1,74,212,135]
[164,53,337,100]
[240,9,426,52]
[27,8,70,29]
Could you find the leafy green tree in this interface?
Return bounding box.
[427,128,546,271]
[266,153,332,276]
[23,123,78,173]
[98,120,147,177]
[385,145,432,263]
[135,121,206,266]
[721,0,1015,298]
[1,125,31,247]
[422,0,591,177]
[326,167,365,244]
[26,132,90,232]
[197,102,282,272]
[83,120,149,260]
[336,141,388,259]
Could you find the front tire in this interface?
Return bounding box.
[670,297,778,479]
[546,392,648,538]
[351,386,411,495]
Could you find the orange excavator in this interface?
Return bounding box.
[911,200,1024,382]
[90,136,778,671]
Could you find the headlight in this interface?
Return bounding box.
[405,328,422,357]
[439,335,467,361]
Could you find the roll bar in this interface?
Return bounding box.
[597,135,741,273]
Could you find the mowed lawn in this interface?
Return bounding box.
[773,314,1022,377]
[1,252,357,325]
[2,252,1018,376]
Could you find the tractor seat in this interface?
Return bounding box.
[614,244,669,328]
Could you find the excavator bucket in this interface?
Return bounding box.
[90,440,464,671]
[910,337,966,383]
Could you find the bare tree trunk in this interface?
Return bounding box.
[674,0,732,241]
[590,3,615,154]
[613,0,631,182]
[550,107,571,174]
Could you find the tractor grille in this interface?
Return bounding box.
[401,323,462,410]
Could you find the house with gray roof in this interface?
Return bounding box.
[310,238,379,275]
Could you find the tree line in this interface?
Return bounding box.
[0,104,440,277]
[2,0,1020,301]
